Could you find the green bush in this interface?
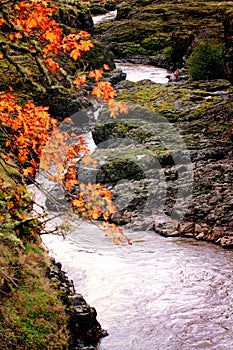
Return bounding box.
[187,42,224,80]
[142,37,167,52]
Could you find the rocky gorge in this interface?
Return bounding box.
[1,0,233,348]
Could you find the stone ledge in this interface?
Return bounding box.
[48,258,108,350]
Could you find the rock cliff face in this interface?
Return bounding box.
[91,79,233,248]
[54,0,94,33]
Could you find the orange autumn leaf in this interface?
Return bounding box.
[74,75,86,88]
[88,69,104,82]
[23,167,35,177]
[79,39,94,52]
[90,210,100,220]
[15,32,23,40]
[113,236,121,245]
[8,33,15,41]
[72,198,85,208]
[44,58,60,74]
[103,64,111,70]
[0,18,7,26]
[70,48,82,61]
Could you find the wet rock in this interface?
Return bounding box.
[105,68,127,85]
[54,0,94,33]
[48,258,108,349]
[180,222,194,237]
[217,236,233,248]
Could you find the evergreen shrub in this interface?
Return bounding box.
[187,42,224,80]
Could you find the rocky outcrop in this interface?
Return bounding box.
[90,79,233,248]
[48,258,108,349]
[88,0,117,15]
[54,0,94,34]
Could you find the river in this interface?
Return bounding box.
[115,61,170,84]
[41,217,233,350]
[37,12,233,350]
[93,10,117,25]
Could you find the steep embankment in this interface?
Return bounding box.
[0,156,69,348]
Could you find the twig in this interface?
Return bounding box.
[0,268,19,289]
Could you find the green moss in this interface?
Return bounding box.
[116,78,233,149]
[0,157,69,349]
[141,36,169,53]
[94,121,152,143]
[187,42,225,80]
[0,238,69,349]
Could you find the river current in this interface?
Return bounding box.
[41,220,233,350]
[37,12,233,349]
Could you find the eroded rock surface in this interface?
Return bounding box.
[90,79,233,247]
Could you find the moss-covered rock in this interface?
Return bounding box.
[91,78,233,245]
[54,0,94,34]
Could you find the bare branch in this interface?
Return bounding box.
[0,268,19,289]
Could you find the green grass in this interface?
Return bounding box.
[0,157,70,349]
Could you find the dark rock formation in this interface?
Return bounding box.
[89,0,117,15]
[48,258,108,350]
[54,0,94,34]
[90,79,233,248]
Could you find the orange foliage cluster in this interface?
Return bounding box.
[0,0,130,243]
[0,91,57,177]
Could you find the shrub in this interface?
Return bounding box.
[186,42,224,80]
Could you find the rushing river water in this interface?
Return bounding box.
[93,10,117,25]
[115,61,170,84]
[36,12,233,350]
[41,219,233,350]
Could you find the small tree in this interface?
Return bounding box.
[186,42,224,81]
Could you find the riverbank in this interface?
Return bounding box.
[0,156,106,349]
